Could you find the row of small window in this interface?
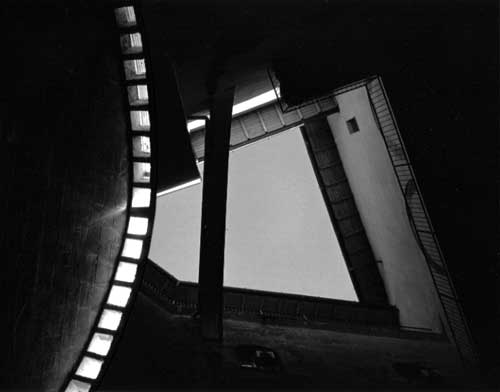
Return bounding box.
[67,220,150,385]
[65,7,150,392]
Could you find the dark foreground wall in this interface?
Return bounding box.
[101,290,471,390]
[1,3,128,390]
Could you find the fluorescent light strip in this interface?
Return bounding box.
[186,88,280,132]
[156,178,201,197]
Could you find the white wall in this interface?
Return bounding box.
[149,128,358,301]
[327,87,442,331]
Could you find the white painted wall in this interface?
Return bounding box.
[327,87,442,331]
[149,128,358,301]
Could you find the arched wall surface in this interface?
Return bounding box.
[1,5,128,390]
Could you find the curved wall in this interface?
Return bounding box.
[1,4,128,390]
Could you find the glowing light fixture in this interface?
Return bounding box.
[107,285,132,307]
[114,6,136,27]
[232,89,279,116]
[127,216,149,235]
[133,162,150,183]
[130,110,150,131]
[186,88,281,132]
[122,238,143,259]
[187,119,207,132]
[157,178,201,197]
[131,187,151,208]
[65,379,91,392]
[75,356,103,379]
[87,333,114,356]
[115,261,138,283]
[98,309,123,331]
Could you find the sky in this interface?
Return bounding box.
[149,127,357,301]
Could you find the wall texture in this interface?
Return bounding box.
[1,4,128,390]
[101,290,468,389]
[327,87,442,331]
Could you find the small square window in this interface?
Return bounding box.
[131,187,151,207]
[346,117,360,134]
[130,111,150,131]
[122,238,143,259]
[98,309,123,331]
[114,7,136,28]
[120,33,143,55]
[133,162,151,183]
[87,332,114,356]
[107,285,132,307]
[132,136,151,158]
[124,59,146,80]
[127,85,149,106]
[75,356,103,379]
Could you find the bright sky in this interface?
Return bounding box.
[149,127,358,301]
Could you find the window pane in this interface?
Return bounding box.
[98,309,123,331]
[87,332,113,356]
[75,356,103,379]
[107,285,132,307]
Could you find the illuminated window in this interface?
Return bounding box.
[120,33,142,54]
[114,6,136,27]
[115,261,138,283]
[65,379,91,392]
[98,309,123,331]
[122,238,143,259]
[128,85,149,106]
[127,216,149,235]
[131,187,151,208]
[133,162,150,183]
[124,59,146,80]
[107,285,132,307]
[75,356,103,379]
[87,333,113,356]
[132,136,151,157]
[130,110,150,131]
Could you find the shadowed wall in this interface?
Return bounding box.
[1,4,128,390]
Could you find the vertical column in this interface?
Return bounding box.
[198,87,235,341]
